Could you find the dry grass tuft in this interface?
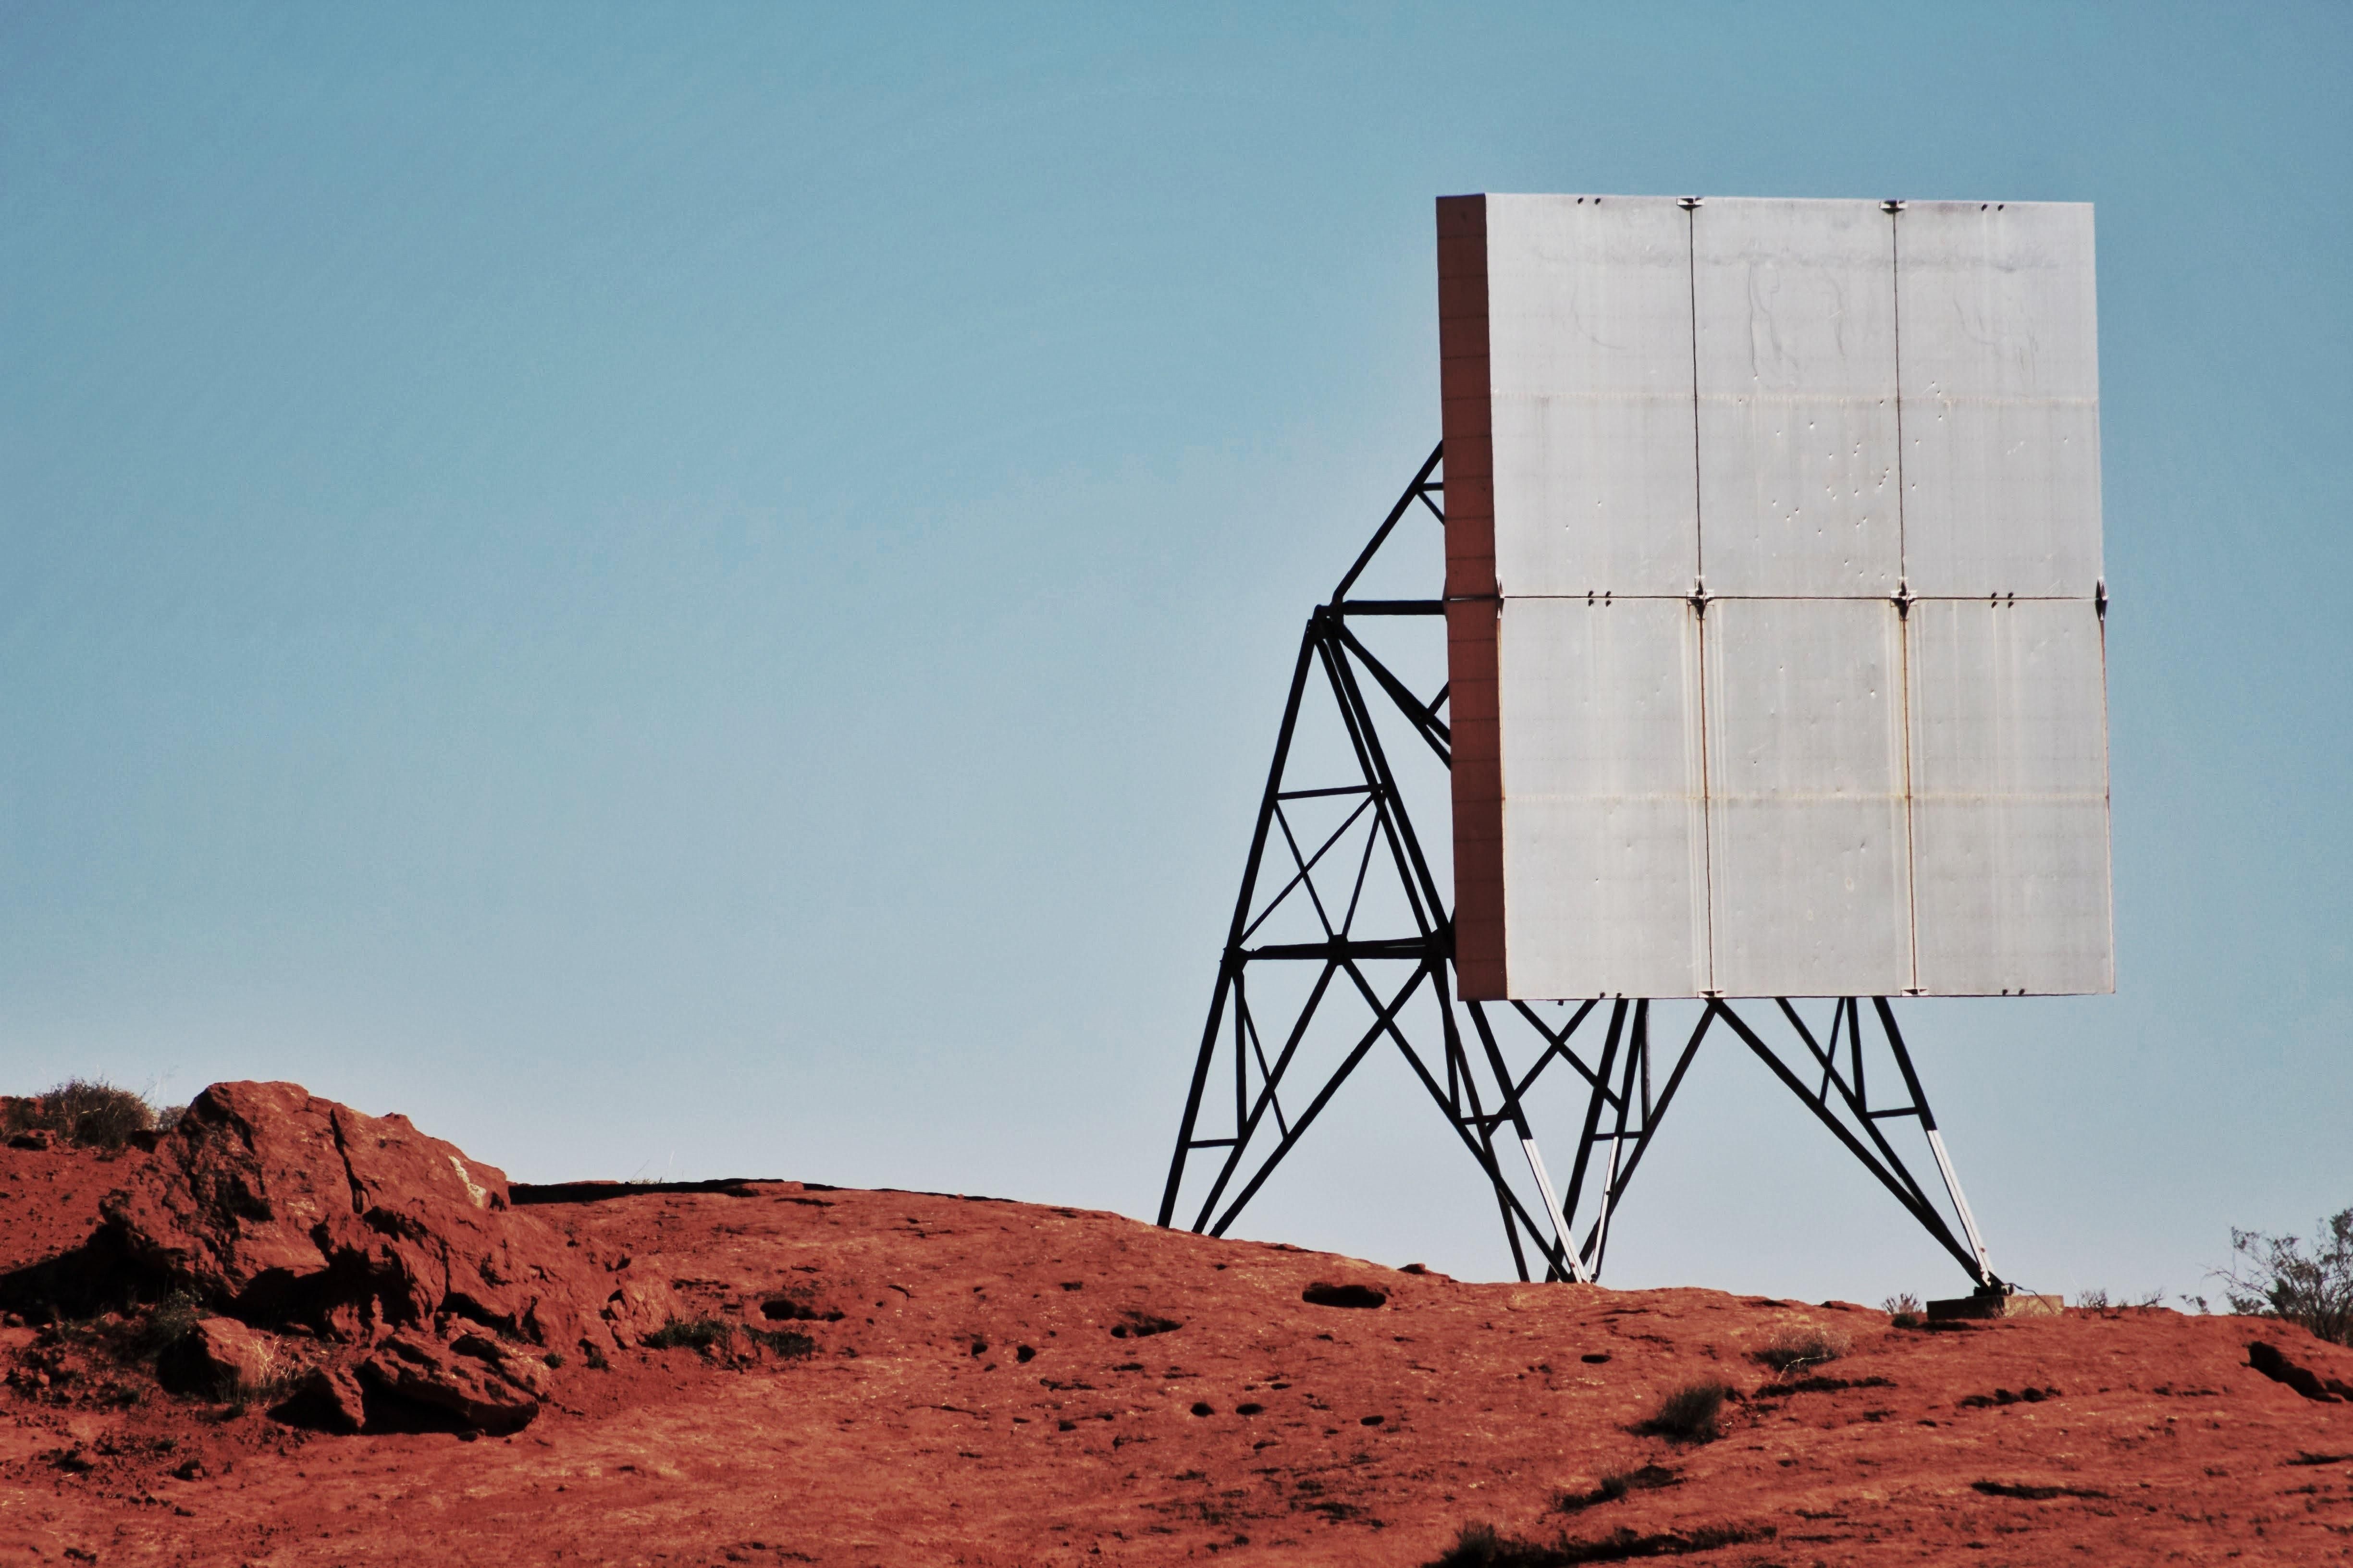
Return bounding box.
[1751,1325,1849,1374]
[1634,1381,1735,1444]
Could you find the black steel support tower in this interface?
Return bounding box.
[1157,445,2004,1291]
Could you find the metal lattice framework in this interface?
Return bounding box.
[1157,445,2005,1291]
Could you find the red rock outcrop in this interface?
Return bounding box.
[0,1081,663,1433]
[97,1080,614,1360]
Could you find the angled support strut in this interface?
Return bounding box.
[1158,443,2000,1292]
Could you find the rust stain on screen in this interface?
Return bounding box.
[1437,194,1506,999]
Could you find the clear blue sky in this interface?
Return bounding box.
[4,2,2346,1304]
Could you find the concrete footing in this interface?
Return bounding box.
[1928,1292,2065,1321]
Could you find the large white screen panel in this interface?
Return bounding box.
[1692,198,1901,596]
[1485,195,1697,597]
[1704,598,1913,996]
[1897,201,2102,597]
[1909,598,2113,994]
[1497,596,1709,997]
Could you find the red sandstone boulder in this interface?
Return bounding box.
[360,1329,547,1433]
[603,1266,685,1348]
[0,1080,762,1433]
[283,1364,368,1433]
[156,1315,282,1398]
[96,1081,615,1358]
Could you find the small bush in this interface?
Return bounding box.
[2081,1287,2167,1311]
[2218,1207,2353,1347]
[1431,1523,1500,1567]
[1,1079,160,1150]
[1751,1326,1848,1373]
[746,1328,815,1359]
[223,1366,307,1418]
[1635,1381,1733,1443]
[125,1291,206,1362]
[643,1317,735,1352]
[1596,1463,1676,1501]
[1882,1292,1923,1328]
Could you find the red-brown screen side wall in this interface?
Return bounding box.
[1437,195,1506,999]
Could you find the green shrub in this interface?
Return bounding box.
[2219,1207,2353,1347]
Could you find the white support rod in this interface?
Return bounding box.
[1520,1136,1591,1285]
[1923,1127,1994,1284]
[1593,1137,1626,1276]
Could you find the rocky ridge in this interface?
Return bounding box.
[2,1083,2352,1565]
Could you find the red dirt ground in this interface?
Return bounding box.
[4,1139,2352,1566]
